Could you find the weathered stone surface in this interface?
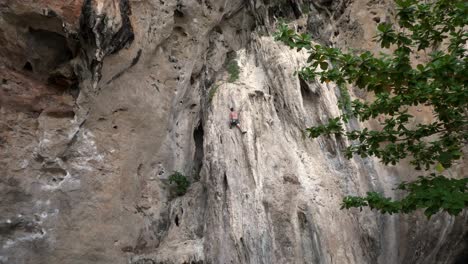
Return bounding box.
[0,0,466,264]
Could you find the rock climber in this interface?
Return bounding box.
[229,107,246,134]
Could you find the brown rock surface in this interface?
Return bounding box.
[1,0,84,29]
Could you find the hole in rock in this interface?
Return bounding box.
[175,215,179,226]
[205,1,213,10]
[23,62,33,72]
[193,122,204,180]
[27,28,73,74]
[113,125,118,129]
[45,110,75,119]
[213,26,222,34]
[174,26,188,37]
[223,172,228,191]
[174,9,184,18]
[297,211,308,229]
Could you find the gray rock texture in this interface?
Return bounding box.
[0,0,466,264]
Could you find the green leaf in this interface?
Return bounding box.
[275,0,468,217]
[320,61,329,70]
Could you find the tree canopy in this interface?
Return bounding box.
[275,0,467,217]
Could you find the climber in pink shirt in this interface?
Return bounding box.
[229,107,246,134]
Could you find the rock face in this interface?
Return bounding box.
[0,1,466,264]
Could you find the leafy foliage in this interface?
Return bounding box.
[168,171,190,196]
[275,0,467,217]
[342,175,468,217]
[227,59,240,83]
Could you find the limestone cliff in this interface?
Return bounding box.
[0,1,466,264]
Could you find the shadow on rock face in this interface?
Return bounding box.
[26,27,74,75]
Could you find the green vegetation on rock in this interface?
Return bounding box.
[275,0,467,217]
[227,59,240,83]
[168,171,190,196]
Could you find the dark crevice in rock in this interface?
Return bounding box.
[174,26,188,37]
[174,9,184,18]
[213,26,222,34]
[223,172,228,192]
[131,49,143,67]
[298,77,340,155]
[44,108,75,119]
[26,27,78,91]
[289,0,303,18]
[0,216,42,239]
[193,122,204,180]
[41,167,67,176]
[299,77,315,99]
[239,237,250,263]
[155,209,170,247]
[26,27,75,82]
[4,12,79,87]
[121,245,134,253]
[2,11,63,33]
[175,2,185,18]
[265,0,302,22]
[23,62,33,72]
[80,0,134,56]
[283,174,300,185]
[297,211,324,263]
[174,215,180,227]
[47,71,79,90]
[79,0,135,87]
[299,77,319,121]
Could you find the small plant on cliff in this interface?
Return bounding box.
[169,171,190,196]
[227,59,240,83]
[275,0,467,217]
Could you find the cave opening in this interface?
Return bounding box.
[27,27,74,76]
[23,61,33,72]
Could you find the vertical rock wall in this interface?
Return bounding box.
[0,0,466,264]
